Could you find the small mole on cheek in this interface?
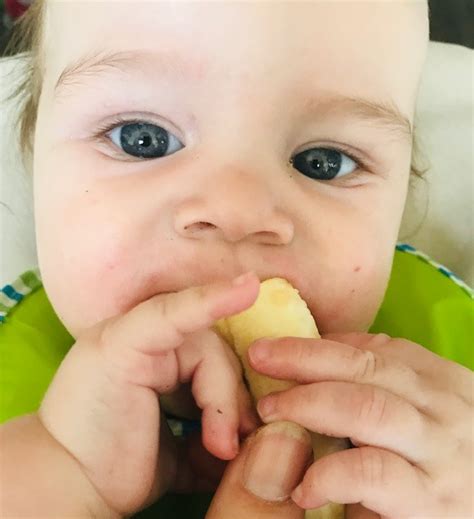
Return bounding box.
[217,409,223,414]
[85,190,89,193]
[354,266,361,272]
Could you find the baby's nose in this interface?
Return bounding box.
[173,171,294,245]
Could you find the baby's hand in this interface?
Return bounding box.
[248,332,473,518]
[37,272,260,516]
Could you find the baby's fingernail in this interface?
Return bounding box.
[232,271,255,286]
[243,421,312,502]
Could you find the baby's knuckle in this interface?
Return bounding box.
[216,333,242,376]
[223,356,240,388]
[156,352,180,393]
[158,295,185,342]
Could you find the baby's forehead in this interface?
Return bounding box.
[45,1,426,74]
[44,1,427,128]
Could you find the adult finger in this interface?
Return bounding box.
[257,381,436,465]
[323,332,447,376]
[291,447,432,517]
[206,422,312,519]
[324,332,473,397]
[248,335,428,410]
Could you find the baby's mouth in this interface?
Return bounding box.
[160,383,201,420]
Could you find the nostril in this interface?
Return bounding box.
[184,222,217,232]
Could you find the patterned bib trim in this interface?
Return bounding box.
[0,268,42,324]
[395,244,473,299]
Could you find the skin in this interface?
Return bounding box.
[35,1,428,339]
[249,333,473,516]
[11,2,471,519]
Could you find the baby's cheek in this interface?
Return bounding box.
[309,252,391,334]
[46,245,131,337]
[37,198,140,337]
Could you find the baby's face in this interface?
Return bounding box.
[34,1,428,338]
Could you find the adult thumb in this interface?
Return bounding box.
[206,421,313,519]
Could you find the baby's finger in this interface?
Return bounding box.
[291,446,431,516]
[190,331,244,460]
[178,328,259,446]
[218,335,260,437]
[97,272,259,389]
[101,271,259,357]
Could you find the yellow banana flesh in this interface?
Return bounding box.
[215,278,348,519]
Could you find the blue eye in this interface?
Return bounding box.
[108,121,184,159]
[291,147,358,180]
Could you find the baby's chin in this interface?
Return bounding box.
[160,383,202,420]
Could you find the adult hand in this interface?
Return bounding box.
[206,421,313,519]
[248,332,474,517]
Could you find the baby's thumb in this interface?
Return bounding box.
[206,421,313,519]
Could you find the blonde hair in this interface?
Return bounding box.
[3,0,45,173]
[3,0,428,180]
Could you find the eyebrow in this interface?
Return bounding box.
[54,48,204,97]
[303,95,412,141]
[54,49,412,140]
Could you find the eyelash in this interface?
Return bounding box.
[92,115,371,174]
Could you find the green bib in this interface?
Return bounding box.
[1,245,472,518]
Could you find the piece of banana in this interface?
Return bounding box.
[214,278,349,519]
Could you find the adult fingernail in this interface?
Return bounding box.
[249,341,271,362]
[243,421,312,502]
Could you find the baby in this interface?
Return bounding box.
[1,1,472,518]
